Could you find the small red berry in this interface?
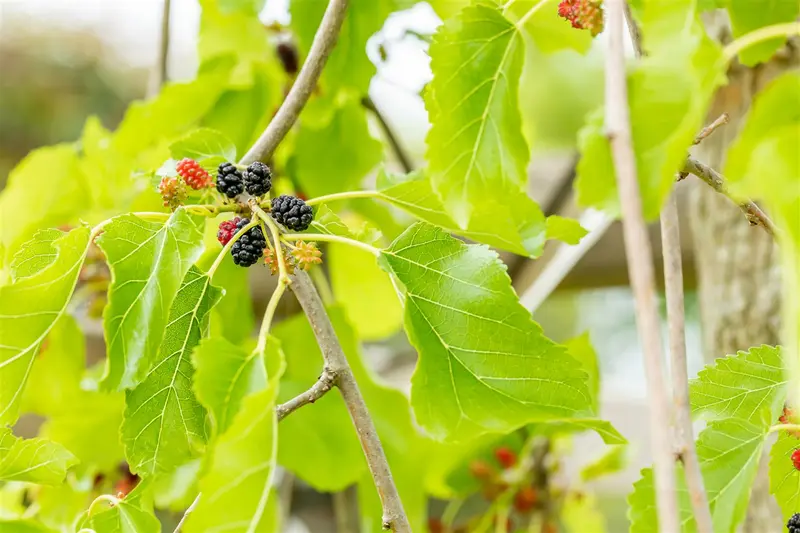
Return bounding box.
[792,449,800,471]
[427,518,445,533]
[176,158,213,190]
[217,217,242,246]
[513,486,538,513]
[494,446,517,469]
[557,0,604,36]
[469,459,494,480]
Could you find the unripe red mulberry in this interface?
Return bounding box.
[158,176,187,210]
[176,158,212,190]
[792,449,800,471]
[494,446,517,469]
[557,0,604,36]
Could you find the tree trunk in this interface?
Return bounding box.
[689,23,798,531]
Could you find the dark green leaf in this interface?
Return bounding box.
[122,267,223,476]
[96,210,205,390]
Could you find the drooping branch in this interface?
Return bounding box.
[660,194,714,533]
[239,0,349,165]
[148,0,171,98]
[605,1,680,531]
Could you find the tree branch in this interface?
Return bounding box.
[362,95,414,173]
[148,0,171,98]
[606,1,680,531]
[173,493,200,532]
[660,194,714,533]
[680,157,776,236]
[240,0,349,165]
[276,367,337,421]
[289,271,411,531]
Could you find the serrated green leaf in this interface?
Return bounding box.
[534,418,626,444]
[628,466,694,532]
[291,99,382,198]
[426,3,529,229]
[96,210,205,390]
[727,0,800,66]
[507,0,593,54]
[122,267,223,476]
[78,480,160,533]
[169,128,237,163]
[380,223,596,441]
[565,332,599,411]
[10,229,64,281]
[375,169,547,257]
[184,387,279,533]
[0,227,91,425]
[575,2,724,220]
[0,146,91,264]
[581,444,627,482]
[0,428,77,484]
[690,345,785,425]
[192,337,270,436]
[769,431,800,522]
[546,215,588,245]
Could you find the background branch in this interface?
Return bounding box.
[606,1,680,531]
[240,0,349,165]
[660,194,714,533]
[147,0,171,98]
[276,367,336,421]
[362,95,414,173]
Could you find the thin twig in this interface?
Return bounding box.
[276,368,337,421]
[289,271,411,531]
[173,493,200,532]
[681,157,777,236]
[362,96,414,173]
[693,113,730,145]
[148,0,171,98]
[660,194,714,533]
[239,0,349,165]
[606,1,679,531]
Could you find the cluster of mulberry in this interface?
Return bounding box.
[789,514,800,533]
[229,218,267,267]
[270,194,314,232]
[216,161,273,198]
[557,0,604,36]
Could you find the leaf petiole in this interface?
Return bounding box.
[252,203,292,282]
[86,494,120,517]
[254,282,287,356]
[304,190,381,206]
[769,423,800,434]
[281,233,380,256]
[722,21,800,64]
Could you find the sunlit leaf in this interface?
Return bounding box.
[0,521,57,533]
[380,223,597,441]
[169,128,237,164]
[122,267,223,476]
[581,444,627,482]
[546,215,588,245]
[185,388,280,533]
[727,0,800,66]
[0,428,77,485]
[0,228,90,425]
[507,0,593,54]
[96,210,205,390]
[10,229,64,281]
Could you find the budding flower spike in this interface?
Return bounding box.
[176,158,212,190]
[264,247,295,276]
[158,176,187,210]
[291,241,322,271]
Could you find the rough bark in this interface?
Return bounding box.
[690,19,798,531]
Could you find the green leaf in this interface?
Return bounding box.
[291,99,382,198]
[575,2,724,220]
[628,466,693,532]
[273,313,365,492]
[96,210,205,390]
[184,387,280,533]
[291,0,392,94]
[0,227,91,425]
[0,521,57,533]
[169,128,237,163]
[0,428,77,484]
[122,267,223,476]
[565,332,600,411]
[376,169,547,257]
[78,116,139,210]
[153,459,202,511]
[581,444,627,482]
[507,0,593,54]
[198,245,255,345]
[690,345,785,425]
[380,223,595,441]
[192,337,269,436]
[78,480,160,533]
[10,229,64,281]
[769,431,800,522]
[426,3,529,229]
[727,0,800,66]
[329,242,403,341]
[0,146,90,264]
[546,215,588,245]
